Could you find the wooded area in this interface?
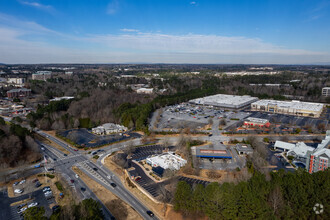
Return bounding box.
[174,169,329,219]
[0,117,41,169]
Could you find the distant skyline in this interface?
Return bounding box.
[0,0,330,64]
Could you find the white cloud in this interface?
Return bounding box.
[107,0,119,15]
[87,33,326,56]
[120,28,139,32]
[190,2,197,5]
[19,1,55,13]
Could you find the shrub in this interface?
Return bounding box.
[93,155,99,159]
[55,181,64,191]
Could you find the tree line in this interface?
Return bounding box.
[174,169,329,219]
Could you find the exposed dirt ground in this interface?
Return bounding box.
[72,166,142,220]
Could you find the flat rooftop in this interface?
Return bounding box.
[195,147,232,159]
[252,100,324,112]
[189,94,258,108]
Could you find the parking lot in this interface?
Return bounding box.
[0,187,55,220]
[177,176,210,187]
[128,162,161,198]
[130,145,169,161]
[59,128,141,148]
[248,111,328,128]
[155,103,251,131]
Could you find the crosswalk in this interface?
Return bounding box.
[76,161,110,187]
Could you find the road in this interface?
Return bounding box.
[36,130,157,220]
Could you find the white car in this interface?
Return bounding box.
[28,202,38,208]
[14,189,23,194]
[44,191,52,196]
[75,174,79,179]
[19,180,26,185]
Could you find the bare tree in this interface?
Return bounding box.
[268,185,284,216]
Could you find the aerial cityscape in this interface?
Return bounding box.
[0,1,329,220]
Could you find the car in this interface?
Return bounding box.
[70,179,74,183]
[80,187,86,192]
[53,158,57,161]
[28,202,38,208]
[19,180,26,185]
[208,134,213,137]
[17,204,26,210]
[63,154,67,156]
[14,189,23,194]
[41,147,45,151]
[135,176,141,181]
[44,191,53,196]
[93,168,98,171]
[13,181,19,186]
[32,179,38,183]
[43,187,51,192]
[35,182,42,188]
[20,207,27,213]
[146,210,154,217]
[73,149,78,151]
[106,175,111,179]
[75,174,79,178]
[110,183,117,188]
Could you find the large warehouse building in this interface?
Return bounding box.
[251,100,324,118]
[189,94,258,109]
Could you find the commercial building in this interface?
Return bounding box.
[32,71,52,81]
[251,100,324,118]
[322,87,330,97]
[189,94,258,109]
[7,88,31,98]
[92,123,127,135]
[136,88,154,94]
[243,117,270,127]
[146,152,187,170]
[193,145,232,159]
[274,141,314,159]
[7,78,25,87]
[306,131,330,174]
[235,144,253,155]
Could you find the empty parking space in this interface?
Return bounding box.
[178,176,210,187]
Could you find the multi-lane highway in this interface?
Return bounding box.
[36,130,158,220]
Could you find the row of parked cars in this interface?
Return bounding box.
[17,202,38,214]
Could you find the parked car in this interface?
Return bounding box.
[93,168,98,171]
[17,204,26,210]
[13,182,19,186]
[28,202,38,208]
[70,179,74,183]
[32,179,39,183]
[43,187,51,192]
[19,180,26,185]
[80,187,86,192]
[35,182,42,188]
[110,183,117,188]
[14,189,23,194]
[63,154,67,156]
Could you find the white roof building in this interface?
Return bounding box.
[92,123,127,135]
[189,94,258,109]
[146,152,187,170]
[274,141,315,158]
[136,88,154,94]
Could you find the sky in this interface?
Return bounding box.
[0,0,330,64]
